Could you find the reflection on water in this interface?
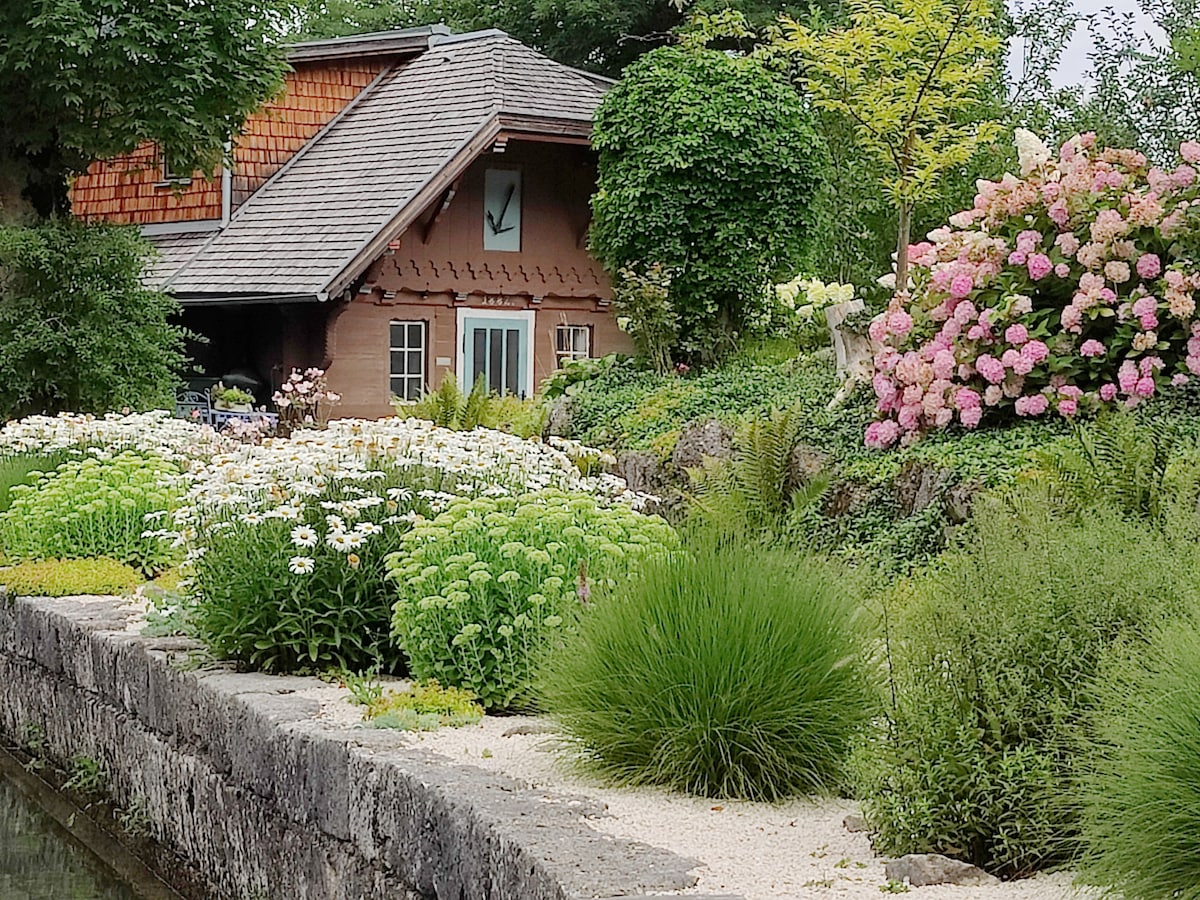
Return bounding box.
[0,771,137,900]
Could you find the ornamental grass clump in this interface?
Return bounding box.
[854,492,1200,877]
[866,132,1200,448]
[538,541,873,801]
[386,491,677,711]
[1079,618,1200,900]
[0,450,179,572]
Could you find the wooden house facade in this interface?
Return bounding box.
[70,27,630,418]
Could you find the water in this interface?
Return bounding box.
[0,769,138,900]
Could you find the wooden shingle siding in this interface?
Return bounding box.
[68,59,386,224]
[231,60,386,208]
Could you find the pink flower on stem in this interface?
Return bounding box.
[1004,324,1029,345]
[1182,141,1200,164]
[949,274,974,299]
[1058,398,1078,417]
[1014,394,1049,416]
[976,355,1006,384]
[1080,339,1105,357]
[1136,253,1162,279]
[1027,253,1054,280]
[1100,383,1118,402]
[1021,340,1049,364]
[1118,362,1139,394]
[959,406,983,428]
[887,310,914,337]
[1136,377,1157,398]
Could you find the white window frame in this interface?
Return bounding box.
[389,320,427,401]
[455,307,536,397]
[554,324,591,366]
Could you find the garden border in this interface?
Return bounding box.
[0,591,737,900]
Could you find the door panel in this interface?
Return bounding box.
[461,315,531,397]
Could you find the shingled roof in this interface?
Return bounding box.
[157,30,608,303]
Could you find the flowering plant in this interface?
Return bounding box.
[386,491,678,710]
[866,131,1200,448]
[273,367,341,434]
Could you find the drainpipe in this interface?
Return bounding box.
[221,141,232,227]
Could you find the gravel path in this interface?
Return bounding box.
[297,686,1095,900]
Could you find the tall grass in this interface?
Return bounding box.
[854,491,1200,877]
[538,539,873,801]
[1079,618,1200,899]
[0,451,70,515]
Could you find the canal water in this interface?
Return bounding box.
[0,769,139,899]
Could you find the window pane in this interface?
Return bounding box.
[408,323,422,347]
[390,323,406,349]
[574,328,589,355]
[505,328,520,395]
[407,350,422,375]
[390,350,405,376]
[473,328,488,386]
[555,327,568,353]
[489,328,504,394]
[405,378,422,401]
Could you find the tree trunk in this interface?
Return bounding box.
[894,199,912,298]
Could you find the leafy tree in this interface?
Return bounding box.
[0,0,289,219]
[0,222,193,417]
[589,44,825,362]
[784,0,1003,291]
[295,0,843,76]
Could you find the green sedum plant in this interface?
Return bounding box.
[1079,618,1200,900]
[361,680,484,731]
[0,557,143,597]
[854,492,1200,876]
[0,450,71,515]
[0,450,179,572]
[387,490,677,711]
[538,540,873,801]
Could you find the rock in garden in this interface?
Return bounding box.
[884,854,1000,887]
[842,814,870,833]
[546,397,573,437]
[615,450,670,495]
[671,419,734,472]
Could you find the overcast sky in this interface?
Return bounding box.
[1009,0,1168,87]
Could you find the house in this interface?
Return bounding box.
[70,26,631,419]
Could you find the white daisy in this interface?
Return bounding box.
[290,525,318,548]
[288,556,315,575]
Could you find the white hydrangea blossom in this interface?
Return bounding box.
[1014,128,1053,176]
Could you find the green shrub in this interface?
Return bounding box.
[402,373,547,438]
[0,451,71,515]
[0,221,193,418]
[0,450,179,572]
[854,494,1200,877]
[1079,619,1200,899]
[386,490,677,711]
[189,464,447,673]
[362,680,484,731]
[538,541,873,801]
[0,558,143,597]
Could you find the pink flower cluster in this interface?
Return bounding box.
[273,367,342,433]
[866,134,1200,449]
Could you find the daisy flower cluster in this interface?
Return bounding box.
[867,131,1200,448]
[0,410,230,462]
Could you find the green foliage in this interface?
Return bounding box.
[690,406,827,535]
[0,222,193,418]
[190,464,446,673]
[611,265,678,374]
[403,373,547,438]
[538,353,633,401]
[1079,617,1200,900]
[362,680,484,731]
[62,755,107,795]
[590,45,826,360]
[1033,412,1185,520]
[854,495,1200,876]
[0,451,179,572]
[0,450,70,514]
[1,0,288,217]
[539,541,873,801]
[387,490,678,711]
[0,558,143,597]
[784,0,1003,281]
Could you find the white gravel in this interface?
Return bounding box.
[299,687,1095,900]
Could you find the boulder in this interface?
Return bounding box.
[614,451,671,496]
[547,397,573,437]
[671,420,735,472]
[884,854,1000,887]
[894,461,950,517]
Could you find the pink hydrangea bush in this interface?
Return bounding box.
[866,132,1200,449]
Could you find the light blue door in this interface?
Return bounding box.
[461,315,531,398]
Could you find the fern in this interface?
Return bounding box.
[461,378,492,430]
[689,406,824,535]
[1034,412,1183,519]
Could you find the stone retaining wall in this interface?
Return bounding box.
[0,592,727,900]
